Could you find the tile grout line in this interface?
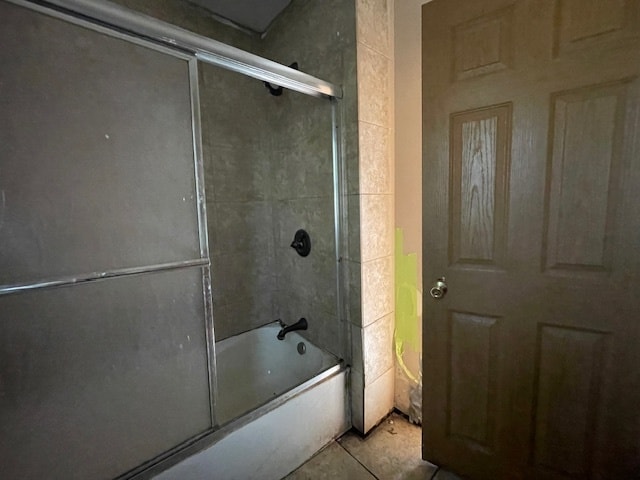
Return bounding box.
[336,440,381,480]
[336,435,443,480]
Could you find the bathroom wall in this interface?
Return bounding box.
[260,0,394,432]
[260,0,358,359]
[263,0,397,433]
[259,0,397,433]
[393,0,429,423]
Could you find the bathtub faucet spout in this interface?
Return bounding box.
[277,317,308,340]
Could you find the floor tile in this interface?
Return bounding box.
[338,412,437,480]
[284,442,376,480]
[433,469,464,480]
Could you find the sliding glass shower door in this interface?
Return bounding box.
[0,2,214,478]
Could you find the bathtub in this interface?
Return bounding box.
[215,322,339,424]
[148,322,349,480]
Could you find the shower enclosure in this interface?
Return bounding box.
[0,1,348,478]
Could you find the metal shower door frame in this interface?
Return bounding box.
[27,0,342,99]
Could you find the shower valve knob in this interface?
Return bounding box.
[290,229,311,257]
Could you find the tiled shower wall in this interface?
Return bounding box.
[262,1,397,433]
[110,0,396,433]
[259,0,358,360]
[200,65,278,340]
[111,0,355,359]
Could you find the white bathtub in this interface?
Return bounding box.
[215,322,339,424]
[150,323,349,480]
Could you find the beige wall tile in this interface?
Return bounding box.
[364,367,395,432]
[361,256,394,326]
[359,122,392,194]
[357,45,391,127]
[356,0,391,57]
[363,313,394,384]
[360,194,393,262]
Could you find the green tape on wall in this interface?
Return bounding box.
[395,228,420,383]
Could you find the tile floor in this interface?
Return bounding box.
[284,412,462,480]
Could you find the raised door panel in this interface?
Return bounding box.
[450,104,511,268]
[554,0,639,56]
[544,81,629,273]
[532,325,610,478]
[447,312,500,453]
[452,6,514,81]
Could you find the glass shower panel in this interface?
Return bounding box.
[202,61,340,425]
[200,62,281,341]
[0,2,214,478]
[270,90,340,358]
[0,268,211,479]
[0,1,201,285]
[201,63,337,349]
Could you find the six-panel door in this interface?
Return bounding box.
[422,1,640,478]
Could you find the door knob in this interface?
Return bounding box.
[430,277,447,299]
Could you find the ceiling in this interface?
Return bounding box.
[189,0,292,33]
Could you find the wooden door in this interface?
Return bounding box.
[421,1,640,479]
